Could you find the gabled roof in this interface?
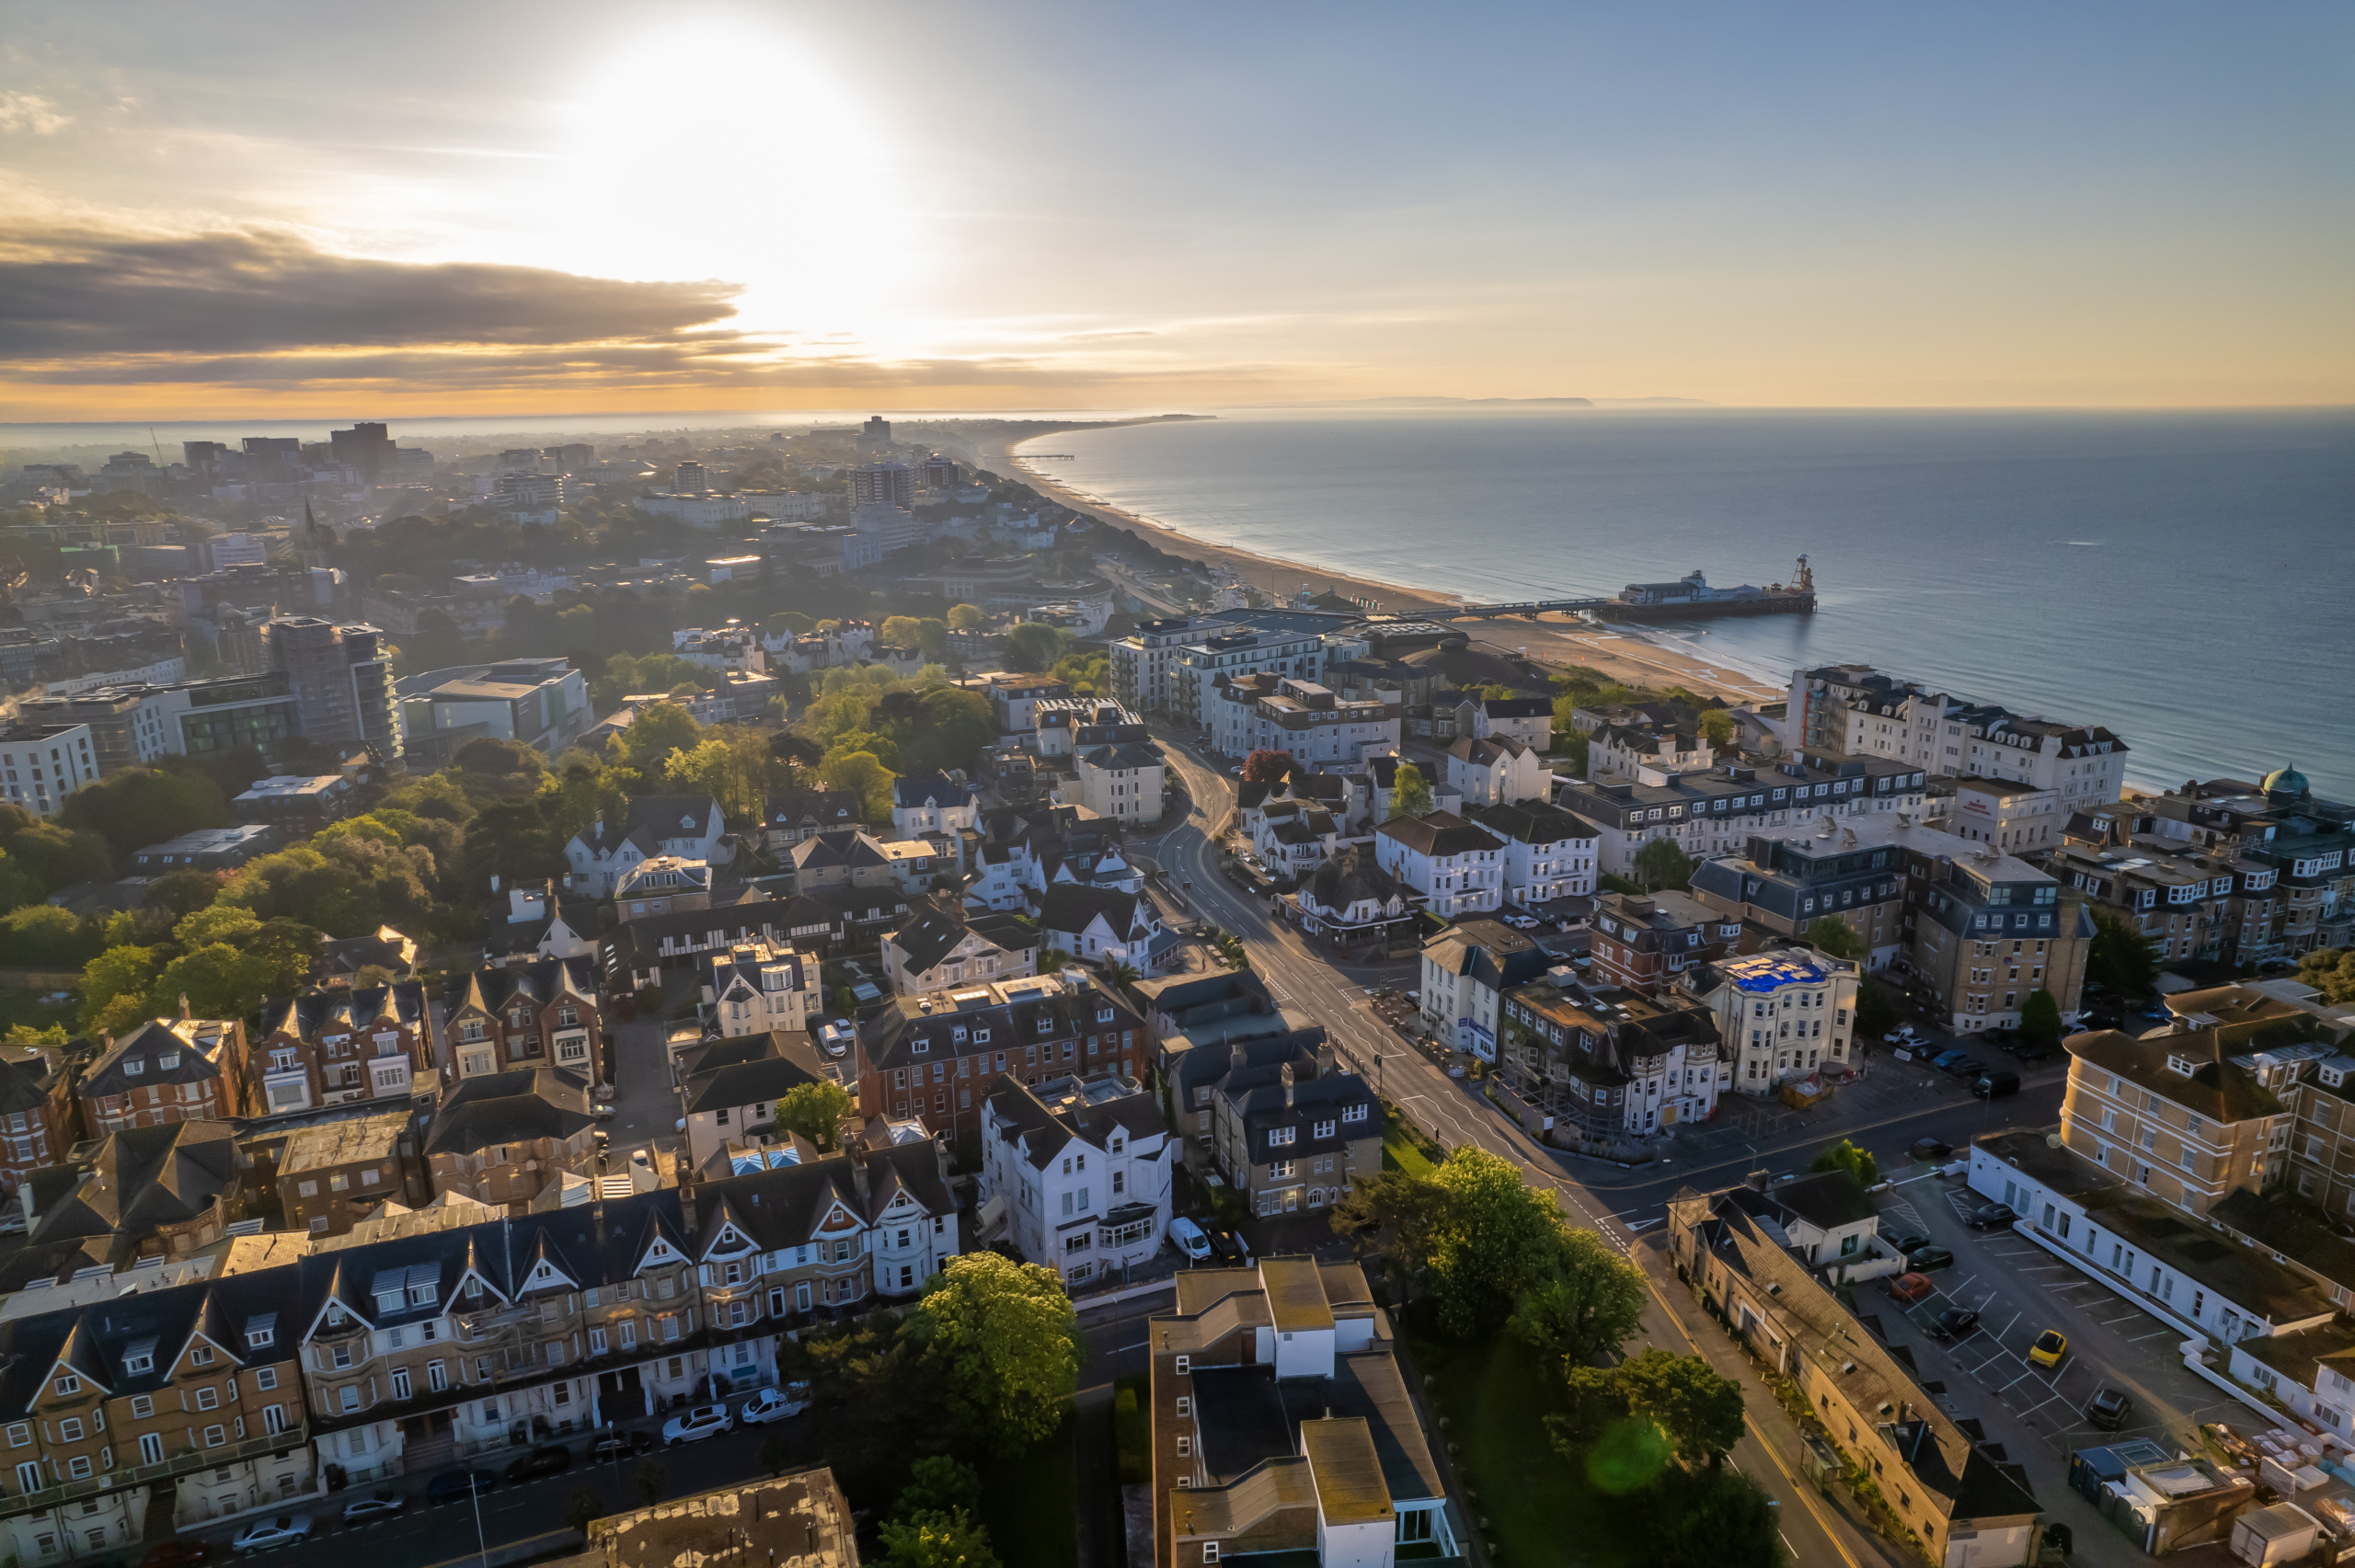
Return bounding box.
[1301,853,1404,917]
[893,773,974,810]
[684,1035,824,1116]
[423,1068,594,1157]
[764,789,860,830]
[29,1120,242,1246]
[625,795,725,841]
[1468,800,1603,847]
[1039,882,1148,942]
[79,1018,236,1098]
[984,1073,1165,1169]
[1374,811,1491,858]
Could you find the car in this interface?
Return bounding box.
[2085,1387,2133,1430]
[2028,1329,2068,1368]
[503,1445,573,1483]
[1942,1058,1987,1081]
[1929,1308,1982,1340]
[591,1430,658,1464]
[0,1208,25,1236]
[1168,1216,1213,1261]
[1882,1230,1930,1254]
[1969,1203,2017,1230]
[1204,1223,1250,1265]
[592,1104,615,1120]
[1887,1026,1923,1046]
[1929,1048,1964,1071]
[1888,1273,1936,1305]
[740,1383,811,1425]
[427,1470,497,1505]
[1903,1244,1955,1271]
[231,1517,314,1551]
[1910,1138,1952,1160]
[2015,1042,2053,1063]
[141,1542,215,1568]
[673,1117,686,1132]
[1405,990,1419,1002]
[1973,1070,2022,1099]
[663,1403,733,1446]
[339,1494,405,1523]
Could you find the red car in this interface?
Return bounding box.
[1887,1273,1936,1306]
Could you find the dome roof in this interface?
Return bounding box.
[2263,764,2311,796]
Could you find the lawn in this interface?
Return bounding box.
[1410,1328,1648,1568]
[1384,1107,1440,1177]
[976,1409,1078,1568]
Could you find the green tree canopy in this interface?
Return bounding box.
[2020,987,2064,1047]
[890,1456,984,1525]
[81,944,163,1036]
[1696,709,1738,750]
[1388,762,1434,820]
[57,766,228,862]
[1632,836,1694,892]
[1641,1459,1784,1568]
[1805,916,1867,961]
[618,703,703,769]
[1809,1137,1878,1188]
[910,1253,1081,1448]
[1617,1348,1747,1467]
[0,808,114,890]
[946,603,985,632]
[1503,1226,1648,1366]
[1001,622,1064,672]
[874,1511,1001,1568]
[1332,1168,1453,1303]
[0,904,102,968]
[143,867,224,919]
[820,750,896,823]
[2086,906,2162,996]
[2298,948,2355,1005]
[1425,1146,1577,1339]
[775,1081,855,1150]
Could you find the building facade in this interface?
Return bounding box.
[980,1073,1170,1288]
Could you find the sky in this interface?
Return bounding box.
[0,1,2348,418]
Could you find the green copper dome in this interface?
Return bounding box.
[2263,764,2311,796]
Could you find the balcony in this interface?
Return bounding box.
[6,1428,310,1516]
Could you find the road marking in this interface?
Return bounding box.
[2125,1329,2176,1343]
[2098,1313,2142,1326]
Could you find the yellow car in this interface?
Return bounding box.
[2028,1330,2068,1369]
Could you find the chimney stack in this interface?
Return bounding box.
[1746,1170,1770,1192]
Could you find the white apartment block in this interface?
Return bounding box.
[1203,672,1399,765]
[1374,812,1503,918]
[1557,755,1930,878]
[1680,948,1860,1096]
[1109,613,1333,723]
[1466,802,1601,906]
[0,722,98,818]
[698,942,814,1038]
[980,1072,1171,1288]
[1788,664,2128,805]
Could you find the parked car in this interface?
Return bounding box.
[503,1445,573,1483]
[663,1404,733,1446]
[231,1517,314,1552]
[1204,1223,1250,1265]
[0,1208,25,1237]
[427,1471,497,1505]
[2015,1042,2053,1063]
[1910,1138,1951,1160]
[591,1430,658,1464]
[1881,1230,1930,1254]
[1903,1244,1955,1271]
[1168,1217,1213,1262]
[339,1494,405,1523]
[1887,1026,1923,1046]
[1887,1273,1936,1305]
[2028,1329,2069,1368]
[141,1542,214,1568]
[1973,1070,2022,1099]
[1929,1308,1982,1340]
[1941,1057,1987,1081]
[2085,1387,2133,1430]
[1929,1049,1964,1071]
[1969,1203,2017,1230]
[740,1383,811,1425]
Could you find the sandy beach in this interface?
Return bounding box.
[968,429,1786,708]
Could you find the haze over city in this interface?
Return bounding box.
[2,1,2348,418]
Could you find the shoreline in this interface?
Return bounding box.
[971,429,1788,707]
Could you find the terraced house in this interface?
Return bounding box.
[0,1269,313,1566]
[75,1017,249,1135]
[252,982,435,1115]
[0,1039,78,1197]
[441,957,606,1085]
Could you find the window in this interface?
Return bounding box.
[339,1387,361,1413]
[190,1345,213,1366]
[195,1388,218,1412]
[58,1419,83,1442]
[52,1375,78,1397]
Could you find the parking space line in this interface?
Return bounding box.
[1995,1311,2020,1342]
[2098,1312,2143,1325]
[2126,1329,2176,1343]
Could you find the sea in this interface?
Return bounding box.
[1028,408,2355,795]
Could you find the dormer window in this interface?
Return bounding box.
[409,1283,437,1307]
[2166,1055,2196,1077]
[121,1345,155,1375]
[247,1328,274,1350]
[124,1060,144,1077]
[159,1053,179,1070]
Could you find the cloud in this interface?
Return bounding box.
[0,93,70,135]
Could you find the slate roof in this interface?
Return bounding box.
[790,830,890,873]
[261,980,431,1043]
[26,1120,241,1245]
[1373,811,1491,858]
[892,773,974,809]
[79,1018,239,1099]
[423,1068,594,1158]
[984,1073,1165,1169]
[0,1044,62,1116]
[1080,742,1162,772]
[1468,800,1602,846]
[2063,1027,2287,1125]
[445,956,598,1020]
[860,975,1144,1075]
[626,795,725,841]
[683,1033,826,1116]
[1446,734,1529,766]
[1039,883,1150,942]
[764,790,860,832]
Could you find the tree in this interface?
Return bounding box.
[776,1081,855,1150]
[1332,1168,1451,1304]
[1504,1226,1648,1367]
[946,603,985,632]
[2086,906,2162,996]
[1855,976,1900,1037]
[892,1457,983,1524]
[1641,1461,1784,1568]
[1809,1138,1878,1188]
[1388,762,1434,820]
[909,1253,1081,1447]
[1631,836,1694,892]
[1425,1147,1575,1339]
[1696,709,1737,750]
[143,868,224,919]
[563,1488,603,1539]
[2299,948,2355,1005]
[57,766,228,861]
[0,905,101,968]
[80,944,163,1036]
[1806,916,1867,962]
[1100,959,1140,992]
[466,798,567,891]
[619,703,702,769]
[632,1460,667,1505]
[820,749,896,822]
[874,1512,1001,1568]
[2021,987,2064,1047]
[1241,750,1293,784]
[1001,622,1065,672]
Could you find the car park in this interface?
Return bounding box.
[503,1445,573,1483]
[2028,1329,2069,1368]
[2086,1387,2133,1430]
[1888,1273,1936,1305]
[427,1471,496,1505]
[1973,1070,2021,1099]
[1169,1217,1213,1261]
[231,1518,313,1552]
[1969,1203,2017,1230]
[663,1404,733,1446]
[1929,1308,1982,1340]
[1910,1138,1951,1160]
[339,1494,404,1523]
[592,1430,658,1463]
[1903,1244,1955,1271]
[741,1384,811,1425]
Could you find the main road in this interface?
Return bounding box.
[1138,734,1908,1568]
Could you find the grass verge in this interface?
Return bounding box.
[976,1409,1078,1568]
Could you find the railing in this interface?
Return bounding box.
[2,1428,309,1517]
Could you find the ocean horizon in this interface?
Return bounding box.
[1027,407,2355,795]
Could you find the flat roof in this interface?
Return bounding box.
[1262,1257,1336,1333]
[281,1109,410,1173]
[1300,1417,1392,1525]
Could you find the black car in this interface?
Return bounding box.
[2085,1387,2133,1430]
[426,1470,496,1505]
[1882,1230,1931,1254]
[1910,1138,1951,1161]
[1941,1058,1987,1081]
[503,1445,573,1483]
[1969,1203,2017,1230]
[1929,1308,1982,1340]
[1974,1070,2022,1099]
[1203,1224,1249,1265]
[591,1431,658,1464]
[2015,1042,2053,1063]
[1904,1244,1956,1271]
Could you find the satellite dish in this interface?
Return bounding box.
[2045,1134,2063,1150]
